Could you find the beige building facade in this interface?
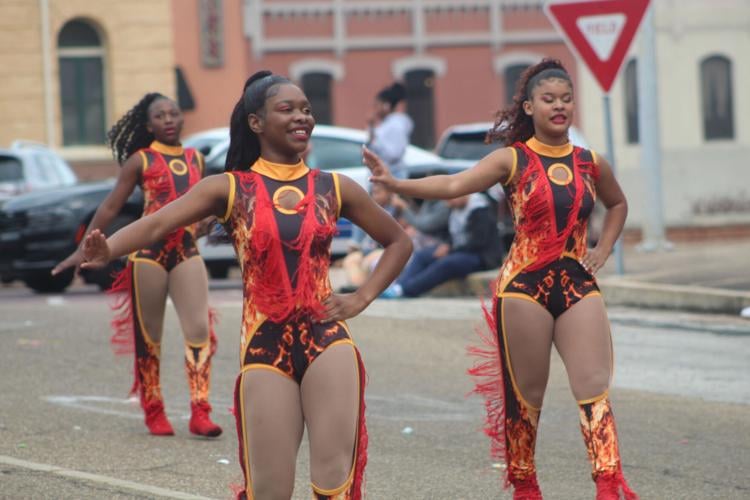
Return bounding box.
[0,0,174,167]
[578,0,750,229]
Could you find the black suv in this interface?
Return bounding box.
[0,180,143,293]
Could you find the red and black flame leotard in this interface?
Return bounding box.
[219,157,356,381]
[131,140,204,270]
[495,137,601,317]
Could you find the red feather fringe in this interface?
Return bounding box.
[108,260,135,356]
[514,143,590,271]
[466,294,510,488]
[245,171,336,323]
[350,348,369,499]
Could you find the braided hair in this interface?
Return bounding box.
[487,59,573,146]
[107,93,168,165]
[225,71,293,172]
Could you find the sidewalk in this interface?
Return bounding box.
[434,237,750,315]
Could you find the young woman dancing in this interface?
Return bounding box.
[53,93,222,438]
[365,59,637,500]
[79,72,412,499]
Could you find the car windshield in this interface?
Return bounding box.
[438,132,498,160]
[0,155,24,182]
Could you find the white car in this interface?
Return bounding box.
[435,121,588,161]
[0,141,78,202]
[196,125,465,278]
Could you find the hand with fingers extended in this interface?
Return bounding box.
[362,146,397,191]
[318,293,368,324]
[51,249,85,276]
[79,229,112,270]
[580,245,610,275]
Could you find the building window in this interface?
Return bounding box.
[701,55,734,140]
[624,60,639,144]
[504,64,529,105]
[58,19,106,146]
[301,73,333,125]
[405,69,436,149]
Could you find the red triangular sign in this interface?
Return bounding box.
[545,0,650,93]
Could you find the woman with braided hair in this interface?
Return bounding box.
[365,59,637,499]
[53,94,222,438]
[77,71,412,499]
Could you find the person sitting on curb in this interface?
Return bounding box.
[381,192,502,298]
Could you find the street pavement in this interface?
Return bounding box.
[1,279,749,499]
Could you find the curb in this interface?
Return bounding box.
[598,278,750,315]
[428,271,750,315]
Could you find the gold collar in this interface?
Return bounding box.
[150,140,184,156]
[526,137,573,158]
[252,157,309,181]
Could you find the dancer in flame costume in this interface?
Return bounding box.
[78,72,412,499]
[53,94,222,438]
[365,59,637,500]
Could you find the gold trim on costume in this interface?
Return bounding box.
[591,149,599,167]
[503,147,518,186]
[332,172,343,218]
[132,260,158,345]
[150,140,184,156]
[526,136,573,158]
[252,157,309,181]
[577,390,609,406]
[311,342,360,496]
[196,151,205,176]
[168,158,188,176]
[547,162,573,186]
[138,150,149,173]
[218,173,235,223]
[272,185,306,215]
[500,298,542,412]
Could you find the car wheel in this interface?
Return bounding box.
[206,262,230,279]
[24,268,75,294]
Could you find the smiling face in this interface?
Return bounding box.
[523,77,574,143]
[248,83,315,163]
[147,98,183,145]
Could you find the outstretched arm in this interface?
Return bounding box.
[51,153,141,275]
[581,156,628,274]
[364,145,513,200]
[81,174,230,269]
[320,175,413,322]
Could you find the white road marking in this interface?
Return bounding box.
[0,455,217,500]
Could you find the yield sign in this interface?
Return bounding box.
[544,0,650,93]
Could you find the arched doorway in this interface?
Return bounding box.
[58,19,106,146]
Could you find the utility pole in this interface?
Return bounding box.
[636,3,672,251]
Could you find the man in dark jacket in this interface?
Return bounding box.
[381,192,502,298]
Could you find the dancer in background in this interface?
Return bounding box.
[53,94,221,438]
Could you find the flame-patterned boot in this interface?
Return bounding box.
[578,395,638,500]
[185,338,222,437]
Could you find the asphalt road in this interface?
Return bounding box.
[1,283,749,499]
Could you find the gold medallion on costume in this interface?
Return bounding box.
[272,185,305,215]
[168,159,188,176]
[547,163,573,186]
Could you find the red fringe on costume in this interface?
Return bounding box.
[514,143,596,272]
[466,294,511,488]
[245,170,336,323]
[350,348,369,500]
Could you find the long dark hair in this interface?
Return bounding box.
[225,71,293,172]
[487,58,573,146]
[107,93,167,164]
